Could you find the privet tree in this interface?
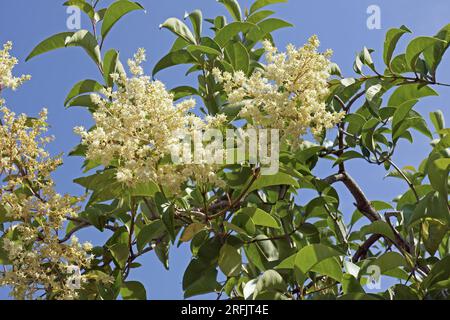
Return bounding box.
[1,0,449,300]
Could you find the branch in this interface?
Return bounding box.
[322,172,413,256]
[207,167,261,220]
[352,234,382,262]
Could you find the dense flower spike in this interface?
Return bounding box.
[0,43,91,300]
[0,42,31,91]
[75,49,225,191]
[213,36,344,146]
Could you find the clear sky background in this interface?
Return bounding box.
[1,0,449,300]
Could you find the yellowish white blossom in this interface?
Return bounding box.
[75,49,225,191]
[0,42,31,90]
[0,46,91,299]
[213,36,344,145]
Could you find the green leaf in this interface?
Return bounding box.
[109,243,129,269]
[294,244,343,274]
[392,99,418,140]
[226,41,250,73]
[405,36,446,71]
[64,30,102,66]
[422,219,448,255]
[388,84,438,107]
[214,22,255,47]
[219,244,242,277]
[253,269,286,298]
[246,10,275,24]
[250,0,287,14]
[333,151,364,167]
[136,220,166,252]
[66,94,99,111]
[360,221,395,241]
[152,50,196,77]
[103,49,124,87]
[368,252,408,274]
[254,235,279,262]
[218,0,242,21]
[428,154,450,196]
[129,181,159,197]
[64,79,104,106]
[170,86,199,101]
[184,10,203,41]
[162,205,176,242]
[66,94,99,112]
[187,44,222,57]
[236,207,280,229]
[183,259,219,298]
[383,25,411,67]
[120,281,147,300]
[230,214,256,235]
[180,223,207,243]
[424,24,450,76]
[26,32,75,61]
[342,274,365,294]
[155,242,170,270]
[101,1,144,40]
[160,17,197,45]
[247,172,298,194]
[275,253,296,269]
[246,18,293,44]
[429,110,445,135]
[311,257,343,282]
[421,255,450,290]
[63,0,97,21]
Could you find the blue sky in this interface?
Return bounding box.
[1,0,449,300]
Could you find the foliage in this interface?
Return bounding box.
[1,0,449,300]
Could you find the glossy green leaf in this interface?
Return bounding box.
[64,30,102,65]
[109,243,129,269]
[429,110,445,134]
[152,50,196,76]
[236,207,280,229]
[219,244,242,277]
[136,220,166,252]
[184,10,203,41]
[26,32,75,61]
[130,181,159,197]
[405,36,446,70]
[121,281,147,300]
[160,17,197,44]
[170,85,199,101]
[214,22,255,47]
[360,221,395,241]
[250,0,287,14]
[64,79,104,106]
[180,223,207,243]
[218,0,242,21]
[383,25,411,67]
[101,1,144,40]
[247,172,298,194]
[63,0,97,21]
[226,41,250,73]
[294,244,343,274]
[388,84,438,107]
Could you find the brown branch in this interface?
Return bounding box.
[322,172,413,256]
[207,167,261,220]
[352,234,382,262]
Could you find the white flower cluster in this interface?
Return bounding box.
[213,36,344,145]
[0,44,91,299]
[0,42,31,91]
[75,49,226,191]
[0,107,93,300]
